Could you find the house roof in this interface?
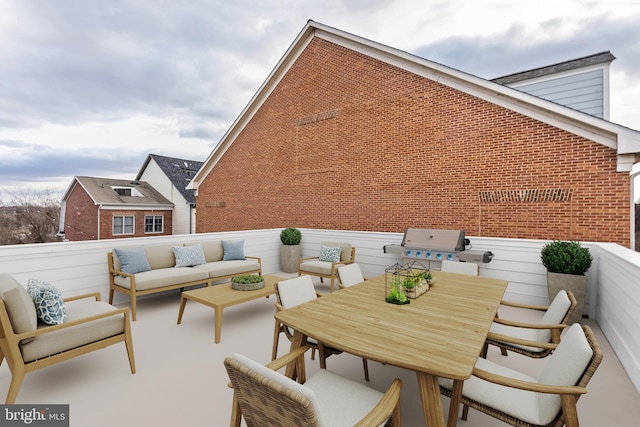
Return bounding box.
[491,51,616,85]
[136,153,203,205]
[188,21,640,191]
[63,176,174,208]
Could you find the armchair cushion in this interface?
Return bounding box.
[20,301,125,363]
[173,244,206,267]
[0,274,37,335]
[27,278,66,325]
[114,246,151,274]
[222,240,246,261]
[318,245,342,263]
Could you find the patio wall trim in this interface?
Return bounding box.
[0,228,638,393]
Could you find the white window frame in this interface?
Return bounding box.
[113,215,134,235]
[144,215,164,234]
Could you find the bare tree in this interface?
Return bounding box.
[0,189,63,245]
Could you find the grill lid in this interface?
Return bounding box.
[401,228,465,252]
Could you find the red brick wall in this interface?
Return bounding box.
[64,184,99,241]
[98,209,173,240]
[64,185,173,241]
[197,38,631,246]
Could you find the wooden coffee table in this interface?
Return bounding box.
[177,274,281,343]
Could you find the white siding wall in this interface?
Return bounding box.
[138,160,194,235]
[510,69,606,118]
[0,229,638,393]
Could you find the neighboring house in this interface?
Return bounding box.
[492,51,616,120]
[136,153,202,235]
[59,176,174,241]
[188,21,640,248]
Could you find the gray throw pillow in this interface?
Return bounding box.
[222,240,246,261]
[173,244,206,267]
[114,246,152,274]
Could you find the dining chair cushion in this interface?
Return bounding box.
[489,289,572,352]
[20,301,125,363]
[537,290,571,340]
[537,323,593,422]
[337,264,364,288]
[303,367,387,427]
[277,276,318,309]
[231,354,386,427]
[439,324,592,426]
[0,273,38,335]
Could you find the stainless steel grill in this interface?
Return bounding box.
[383,228,493,266]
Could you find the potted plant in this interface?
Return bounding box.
[540,240,593,324]
[231,274,265,291]
[279,228,302,273]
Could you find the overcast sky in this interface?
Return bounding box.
[1,0,639,201]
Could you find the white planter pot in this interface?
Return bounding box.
[547,272,587,325]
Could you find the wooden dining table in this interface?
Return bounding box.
[275,270,508,427]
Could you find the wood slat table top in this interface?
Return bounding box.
[181,274,279,308]
[276,271,508,380]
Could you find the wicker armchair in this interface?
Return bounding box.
[483,290,577,359]
[440,324,602,427]
[298,241,355,292]
[0,273,135,403]
[272,275,369,381]
[225,346,402,427]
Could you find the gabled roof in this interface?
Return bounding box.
[491,51,616,85]
[136,153,202,205]
[188,21,640,191]
[63,176,174,208]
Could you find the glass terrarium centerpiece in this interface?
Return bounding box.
[385,262,432,303]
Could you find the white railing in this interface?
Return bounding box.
[1,228,639,393]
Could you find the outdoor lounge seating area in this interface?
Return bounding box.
[1,229,640,426]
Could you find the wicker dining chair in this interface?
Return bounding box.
[225,346,402,427]
[483,290,577,359]
[271,275,370,381]
[440,324,603,427]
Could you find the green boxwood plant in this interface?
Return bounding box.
[540,240,592,276]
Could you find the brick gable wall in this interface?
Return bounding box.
[197,38,630,246]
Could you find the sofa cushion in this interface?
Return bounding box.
[20,301,125,363]
[318,245,342,263]
[193,260,261,278]
[114,246,151,274]
[196,241,224,263]
[173,244,206,267]
[144,244,177,270]
[0,273,38,336]
[113,267,209,291]
[222,240,246,260]
[27,278,67,325]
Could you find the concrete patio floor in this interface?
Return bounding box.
[1,274,638,426]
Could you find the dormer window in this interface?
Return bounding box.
[112,186,143,197]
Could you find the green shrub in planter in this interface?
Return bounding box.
[540,240,592,275]
[280,228,302,245]
[231,275,264,284]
